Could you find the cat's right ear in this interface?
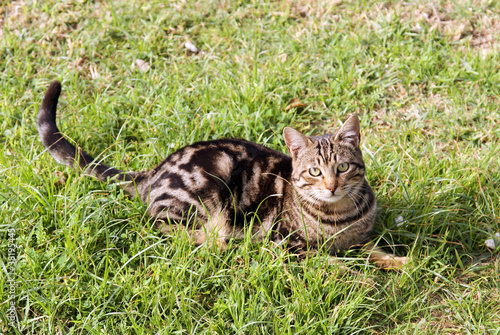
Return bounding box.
[283,127,311,158]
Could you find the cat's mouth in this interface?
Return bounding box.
[309,190,347,203]
[321,193,346,203]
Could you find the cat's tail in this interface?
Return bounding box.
[37,81,137,194]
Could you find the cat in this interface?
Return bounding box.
[38,81,407,269]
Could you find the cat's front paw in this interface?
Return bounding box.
[382,256,409,270]
[370,253,409,270]
[393,256,408,267]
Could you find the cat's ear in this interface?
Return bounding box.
[333,114,360,147]
[283,127,311,158]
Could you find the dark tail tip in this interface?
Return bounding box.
[38,80,62,126]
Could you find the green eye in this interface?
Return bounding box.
[308,167,322,177]
[338,163,349,172]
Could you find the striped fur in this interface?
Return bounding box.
[38,81,406,268]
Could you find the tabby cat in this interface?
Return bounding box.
[38,81,407,268]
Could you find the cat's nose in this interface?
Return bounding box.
[327,183,337,194]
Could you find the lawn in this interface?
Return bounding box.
[1,0,500,333]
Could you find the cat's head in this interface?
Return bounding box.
[283,114,366,204]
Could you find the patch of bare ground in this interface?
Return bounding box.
[1,0,115,81]
[384,1,499,55]
[2,0,81,37]
[283,0,343,19]
[269,0,344,25]
[273,0,499,54]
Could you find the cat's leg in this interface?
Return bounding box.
[363,242,408,269]
[194,208,231,251]
[153,216,230,251]
[153,219,182,235]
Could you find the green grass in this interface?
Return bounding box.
[1,0,500,333]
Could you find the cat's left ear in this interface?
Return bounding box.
[283,127,311,158]
[333,114,360,147]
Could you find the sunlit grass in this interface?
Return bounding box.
[1,0,499,333]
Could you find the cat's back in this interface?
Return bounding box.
[152,138,291,177]
[136,138,293,218]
